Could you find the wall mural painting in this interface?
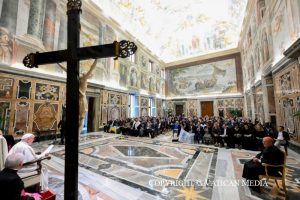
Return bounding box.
[0,27,13,64]
[0,101,10,133]
[35,83,60,101]
[129,67,138,88]
[109,106,120,120]
[149,77,155,93]
[280,72,292,96]
[156,65,160,76]
[283,99,295,133]
[140,72,148,90]
[33,103,58,131]
[119,63,128,86]
[0,76,13,98]
[17,80,31,99]
[14,102,29,134]
[167,58,237,97]
[140,54,147,69]
[156,79,161,94]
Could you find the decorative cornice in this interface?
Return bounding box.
[283,38,300,59]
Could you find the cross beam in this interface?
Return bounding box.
[22,1,137,199]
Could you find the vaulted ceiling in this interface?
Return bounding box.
[93,0,248,63]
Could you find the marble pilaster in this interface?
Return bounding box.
[261,76,270,122]
[42,0,56,50]
[249,87,256,122]
[27,0,46,39]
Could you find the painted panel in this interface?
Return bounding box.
[166,58,237,97]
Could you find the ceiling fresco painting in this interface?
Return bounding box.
[93,0,248,63]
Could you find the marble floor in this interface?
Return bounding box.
[31,132,300,200]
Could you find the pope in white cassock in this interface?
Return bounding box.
[8,133,49,191]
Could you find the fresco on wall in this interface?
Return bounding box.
[33,103,58,131]
[280,72,292,96]
[167,58,237,97]
[149,77,155,93]
[0,77,13,98]
[0,27,13,64]
[119,63,128,86]
[129,67,138,88]
[271,1,290,60]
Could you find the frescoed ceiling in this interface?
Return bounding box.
[92,0,248,63]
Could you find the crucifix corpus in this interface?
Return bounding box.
[22,0,137,199]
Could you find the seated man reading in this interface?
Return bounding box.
[0,153,42,200]
[8,133,50,191]
[242,136,284,193]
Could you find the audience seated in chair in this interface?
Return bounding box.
[274,126,290,156]
[242,136,284,193]
[9,133,50,192]
[0,153,42,200]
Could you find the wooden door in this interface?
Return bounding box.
[201,101,214,117]
[175,105,184,116]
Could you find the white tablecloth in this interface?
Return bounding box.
[178,129,194,144]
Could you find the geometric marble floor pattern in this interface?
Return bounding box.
[33,132,300,200]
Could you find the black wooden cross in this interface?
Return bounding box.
[22,1,137,199]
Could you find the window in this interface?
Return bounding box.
[149,98,156,117]
[149,60,153,72]
[130,94,139,117]
[130,54,136,63]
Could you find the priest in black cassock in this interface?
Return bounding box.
[242,136,284,193]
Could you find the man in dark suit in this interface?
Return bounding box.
[219,124,233,148]
[242,137,284,193]
[0,153,41,200]
[273,126,290,155]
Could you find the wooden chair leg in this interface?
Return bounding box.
[275,179,280,188]
[282,179,287,199]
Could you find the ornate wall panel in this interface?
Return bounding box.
[35,83,60,101]
[17,80,31,99]
[0,76,13,98]
[140,96,149,117]
[33,102,58,131]
[14,102,29,134]
[0,101,10,133]
[274,62,300,142]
